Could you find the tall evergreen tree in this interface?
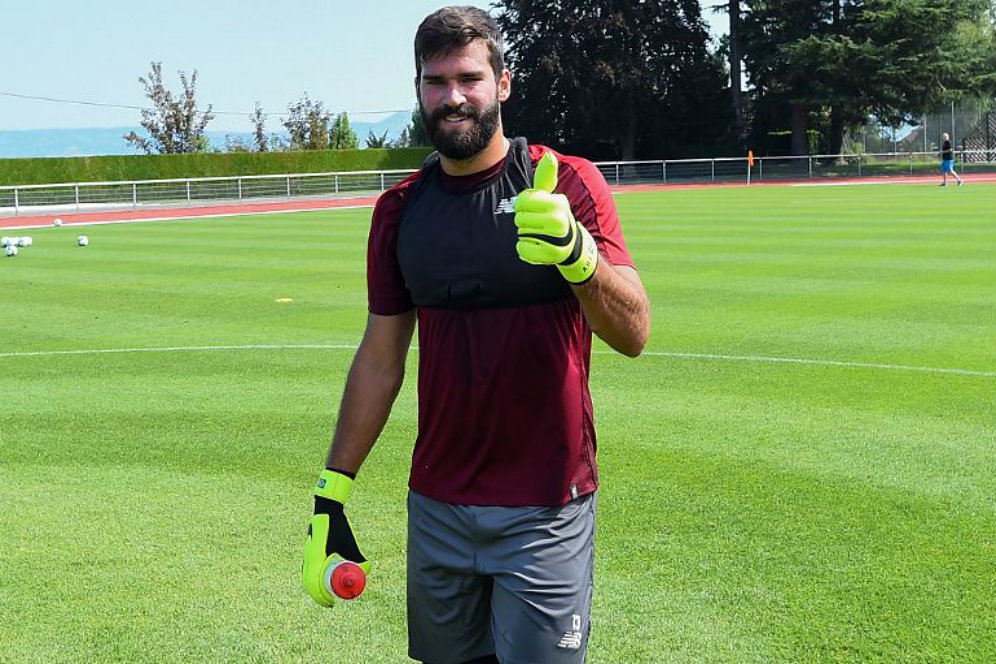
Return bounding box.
[329,112,359,150]
[405,107,432,147]
[495,0,731,160]
[250,101,268,152]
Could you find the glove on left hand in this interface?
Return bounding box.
[513,151,599,284]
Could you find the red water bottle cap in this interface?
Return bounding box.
[324,560,366,600]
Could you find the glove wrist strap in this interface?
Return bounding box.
[315,468,353,504]
[558,223,598,284]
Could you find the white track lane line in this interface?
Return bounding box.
[0,344,992,378]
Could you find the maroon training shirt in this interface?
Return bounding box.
[367,139,633,506]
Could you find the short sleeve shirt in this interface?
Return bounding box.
[366,138,634,506]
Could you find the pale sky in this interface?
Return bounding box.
[0,1,726,132]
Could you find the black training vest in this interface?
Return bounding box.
[396,138,571,309]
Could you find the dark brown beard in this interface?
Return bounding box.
[420,98,501,160]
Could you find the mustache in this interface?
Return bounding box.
[429,103,482,123]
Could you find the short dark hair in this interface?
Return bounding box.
[414,6,505,79]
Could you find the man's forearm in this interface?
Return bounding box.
[572,261,650,357]
[325,350,407,473]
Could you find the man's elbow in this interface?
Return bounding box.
[612,317,651,358]
[619,330,649,358]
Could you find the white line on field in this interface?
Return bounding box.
[0,344,992,378]
[792,175,996,187]
[638,351,995,377]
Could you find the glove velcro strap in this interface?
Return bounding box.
[315,469,353,504]
[558,222,598,284]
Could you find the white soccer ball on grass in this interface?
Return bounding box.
[5,245,18,257]
[77,235,89,247]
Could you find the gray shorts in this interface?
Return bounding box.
[407,490,597,664]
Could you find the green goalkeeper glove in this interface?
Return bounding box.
[302,469,371,607]
[513,151,599,284]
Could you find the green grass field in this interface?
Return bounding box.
[2,182,994,663]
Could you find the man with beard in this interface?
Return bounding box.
[302,6,650,663]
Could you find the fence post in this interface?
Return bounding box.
[808,156,813,178]
[662,161,667,184]
[615,163,620,185]
[286,177,291,197]
[238,178,243,203]
[186,181,191,203]
[75,185,80,213]
[380,173,385,191]
[909,152,913,175]
[711,160,715,182]
[13,188,18,216]
[758,158,763,181]
[858,154,862,177]
[335,174,339,194]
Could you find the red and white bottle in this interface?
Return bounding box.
[323,558,366,600]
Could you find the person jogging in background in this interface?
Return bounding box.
[301,5,651,663]
[939,132,963,186]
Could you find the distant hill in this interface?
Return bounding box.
[0,111,413,158]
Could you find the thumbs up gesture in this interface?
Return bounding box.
[513,151,599,284]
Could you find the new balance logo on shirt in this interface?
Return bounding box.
[494,197,515,215]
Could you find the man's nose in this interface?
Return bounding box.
[442,81,467,107]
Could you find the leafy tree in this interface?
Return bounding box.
[366,129,391,148]
[742,0,996,155]
[329,112,359,150]
[495,0,731,160]
[282,93,331,150]
[124,61,215,154]
[223,135,252,152]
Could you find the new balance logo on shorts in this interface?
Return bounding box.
[557,614,583,650]
[494,197,515,215]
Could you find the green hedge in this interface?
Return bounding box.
[0,148,434,186]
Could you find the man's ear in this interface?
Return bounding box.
[498,69,511,103]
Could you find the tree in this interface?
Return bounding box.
[495,0,731,160]
[366,129,391,148]
[282,93,331,150]
[742,0,996,155]
[405,107,432,147]
[250,101,268,152]
[124,61,215,154]
[329,112,359,150]
[223,135,252,152]
[728,0,745,145]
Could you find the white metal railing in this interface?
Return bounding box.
[0,168,418,217]
[592,149,996,186]
[2,150,994,217]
